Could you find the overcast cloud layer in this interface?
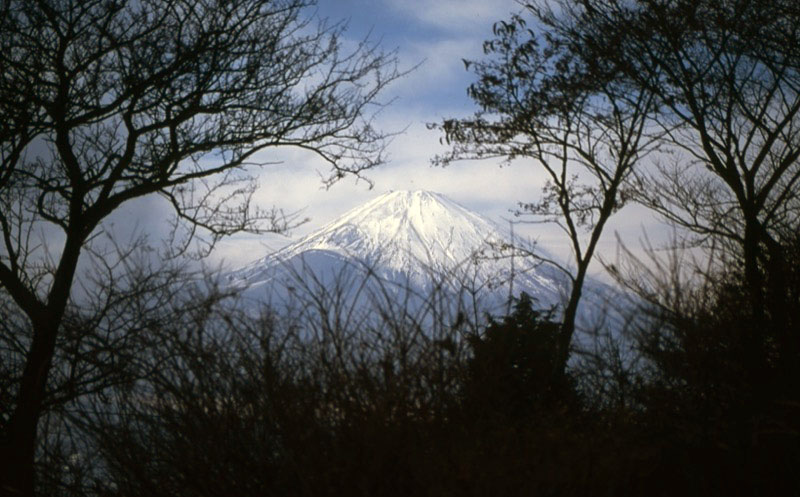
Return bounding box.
[109,0,670,276]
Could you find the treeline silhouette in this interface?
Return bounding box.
[4,235,795,497]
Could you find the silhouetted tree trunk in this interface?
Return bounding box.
[436,13,656,375]
[0,0,399,494]
[536,0,800,334]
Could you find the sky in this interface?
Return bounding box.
[164,0,671,275]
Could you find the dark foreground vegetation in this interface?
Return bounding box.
[1,234,798,497]
[3,0,800,494]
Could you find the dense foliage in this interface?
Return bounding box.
[2,238,795,496]
[3,0,800,495]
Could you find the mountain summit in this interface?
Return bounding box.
[227,190,612,323]
[271,190,513,278]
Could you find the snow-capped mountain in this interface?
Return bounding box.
[227,190,613,325]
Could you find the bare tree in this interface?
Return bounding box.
[533,0,800,334]
[58,256,481,497]
[7,244,233,496]
[435,13,657,376]
[0,0,399,494]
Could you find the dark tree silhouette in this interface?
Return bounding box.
[0,1,399,494]
[435,11,657,377]
[608,233,800,495]
[530,0,800,335]
[465,292,570,419]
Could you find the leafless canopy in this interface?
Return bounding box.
[433,11,658,376]
[0,1,399,494]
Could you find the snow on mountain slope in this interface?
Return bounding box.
[227,190,615,325]
[282,190,505,268]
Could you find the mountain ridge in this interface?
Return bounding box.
[226,190,615,328]
[229,190,560,299]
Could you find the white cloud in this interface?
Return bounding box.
[387,38,478,100]
[383,0,520,33]
[182,0,671,275]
